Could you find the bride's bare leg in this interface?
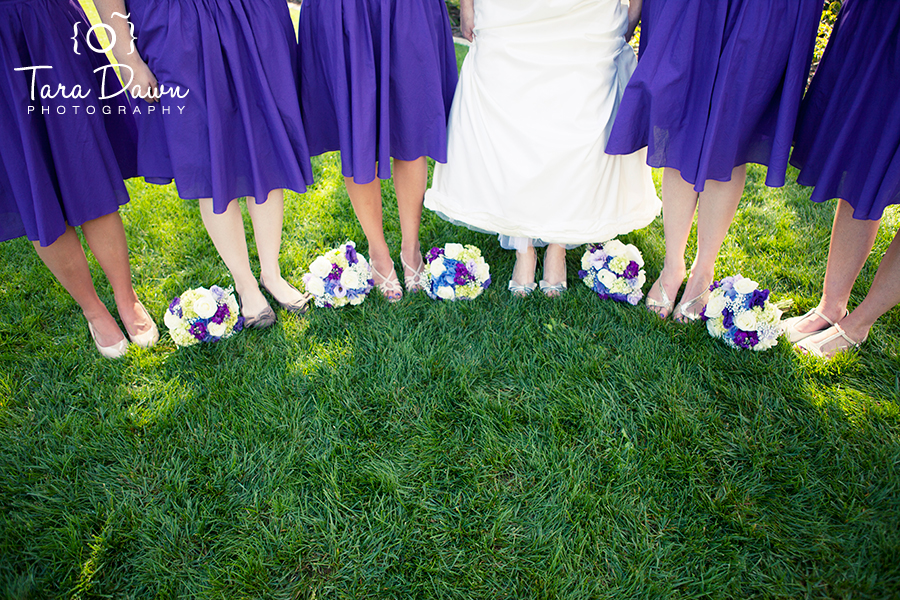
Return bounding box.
[510,244,537,297]
[542,244,567,297]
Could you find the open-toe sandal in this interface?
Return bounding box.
[372,263,403,302]
[795,323,866,359]
[673,288,710,324]
[538,280,567,297]
[400,254,426,293]
[645,279,675,319]
[508,280,537,297]
[781,307,848,344]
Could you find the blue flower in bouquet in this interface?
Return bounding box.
[164,286,243,347]
[302,241,374,308]
[578,239,646,305]
[424,243,491,301]
[701,275,782,351]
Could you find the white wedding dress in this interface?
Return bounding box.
[424,0,660,249]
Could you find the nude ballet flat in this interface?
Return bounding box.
[259,277,312,315]
[88,321,129,359]
[127,301,160,348]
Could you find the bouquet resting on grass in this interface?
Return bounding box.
[701,275,782,351]
[302,241,374,308]
[578,239,647,305]
[424,243,491,301]
[165,286,244,347]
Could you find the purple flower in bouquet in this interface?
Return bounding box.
[427,247,445,262]
[169,297,183,318]
[190,321,209,341]
[749,288,769,309]
[733,330,759,349]
[345,244,359,265]
[722,310,734,330]
[210,303,230,325]
[624,261,640,280]
[210,285,227,302]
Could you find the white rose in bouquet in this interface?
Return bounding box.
[192,289,218,319]
[444,243,464,260]
[734,277,758,295]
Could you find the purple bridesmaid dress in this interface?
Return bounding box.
[791,0,900,221]
[606,0,823,192]
[0,0,137,246]
[297,0,459,184]
[126,0,313,214]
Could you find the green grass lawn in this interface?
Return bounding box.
[2,8,899,600]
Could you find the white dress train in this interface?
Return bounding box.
[424,0,660,248]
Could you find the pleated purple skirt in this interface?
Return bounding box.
[791,0,900,221]
[297,0,458,184]
[128,0,313,214]
[606,0,822,192]
[0,0,137,246]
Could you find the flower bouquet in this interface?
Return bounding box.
[578,239,647,305]
[424,243,491,301]
[164,285,243,347]
[701,275,782,351]
[302,241,374,308]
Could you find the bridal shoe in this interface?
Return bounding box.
[508,280,537,297]
[88,321,129,359]
[538,280,567,297]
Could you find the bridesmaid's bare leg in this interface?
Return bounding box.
[646,167,696,317]
[675,164,746,320]
[246,189,307,304]
[802,226,900,355]
[32,226,125,347]
[792,199,880,336]
[198,198,270,317]
[837,227,900,341]
[80,212,154,339]
[393,157,427,280]
[345,175,401,299]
